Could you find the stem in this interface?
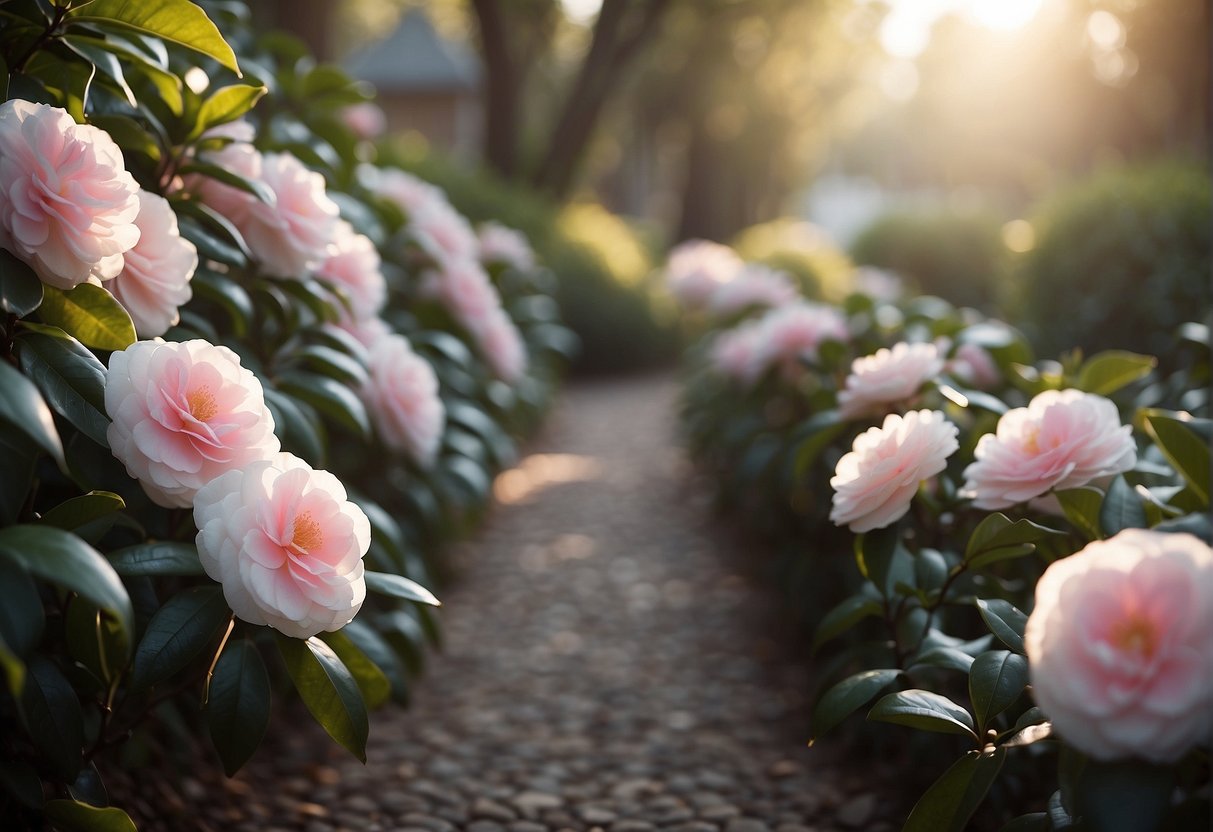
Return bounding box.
[10,4,69,74]
[201,615,236,706]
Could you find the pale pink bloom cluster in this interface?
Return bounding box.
[852,266,904,303]
[427,259,501,325]
[105,340,280,508]
[476,308,529,382]
[752,302,849,372]
[478,221,536,272]
[190,140,339,278]
[1025,530,1213,763]
[960,389,1136,509]
[363,333,447,466]
[338,101,386,141]
[194,452,370,639]
[707,264,798,318]
[830,410,959,532]
[0,100,141,289]
[837,342,944,419]
[358,164,445,217]
[107,191,198,337]
[947,341,1001,390]
[709,322,765,385]
[409,198,479,267]
[317,220,387,322]
[338,316,392,350]
[665,239,745,309]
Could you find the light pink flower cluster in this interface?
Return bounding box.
[478,221,536,272]
[190,140,339,278]
[107,191,198,337]
[829,410,959,532]
[475,307,529,382]
[752,302,849,372]
[947,341,1000,390]
[317,220,386,322]
[194,452,370,638]
[105,340,280,507]
[665,239,745,309]
[708,264,798,318]
[837,342,944,419]
[960,389,1136,509]
[709,322,765,385]
[409,198,479,267]
[358,164,445,217]
[338,101,386,141]
[1025,529,1213,763]
[363,333,447,466]
[0,100,141,289]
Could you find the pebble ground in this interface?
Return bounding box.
[115,374,891,832]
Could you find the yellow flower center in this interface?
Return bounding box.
[187,386,218,422]
[1022,425,1041,454]
[1110,615,1157,658]
[291,512,323,552]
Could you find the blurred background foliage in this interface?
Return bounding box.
[264,0,1209,371]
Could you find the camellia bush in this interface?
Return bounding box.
[668,239,1211,831]
[0,2,573,829]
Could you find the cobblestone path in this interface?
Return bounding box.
[125,374,888,832]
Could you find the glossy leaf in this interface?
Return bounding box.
[965,513,1063,565]
[0,558,43,657]
[319,630,391,709]
[38,284,136,351]
[40,491,124,532]
[811,592,883,653]
[909,647,975,674]
[1076,350,1156,396]
[975,598,1027,654]
[968,650,1029,731]
[107,542,205,576]
[129,586,229,692]
[0,249,43,316]
[16,327,110,447]
[276,371,370,439]
[276,634,369,762]
[178,159,274,204]
[43,799,137,832]
[65,596,129,684]
[207,638,271,776]
[19,657,84,781]
[1099,475,1147,536]
[868,689,977,737]
[1139,411,1209,505]
[1075,759,1176,832]
[69,0,240,74]
[811,669,900,741]
[364,571,441,607]
[1056,486,1104,541]
[0,360,66,470]
[903,748,1006,832]
[190,83,267,139]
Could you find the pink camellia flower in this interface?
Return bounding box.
[338,101,386,141]
[240,151,340,278]
[107,191,198,337]
[752,301,849,374]
[708,264,798,318]
[472,307,529,382]
[710,321,765,385]
[665,239,745,309]
[948,342,1001,390]
[409,199,479,267]
[837,342,945,419]
[478,221,536,272]
[317,220,386,322]
[830,409,959,532]
[0,99,141,289]
[960,389,1136,510]
[187,137,263,226]
[336,316,392,350]
[105,339,280,508]
[426,259,504,332]
[194,452,370,639]
[1025,529,1213,763]
[357,164,446,217]
[363,333,446,466]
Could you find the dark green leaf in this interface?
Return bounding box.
[868,689,977,737]
[61,34,136,106]
[0,525,132,638]
[37,284,135,351]
[16,327,110,447]
[811,593,883,653]
[854,526,912,598]
[903,748,1006,832]
[0,360,66,470]
[999,813,1050,832]
[43,799,136,832]
[0,558,43,657]
[295,344,368,386]
[319,630,391,709]
[130,586,229,692]
[1140,411,1209,505]
[275,634,369,762]
[0,632,26,698]
[975,598,1027,654]
[19,657,84,781]
[342,619,407,700]
[207,638,271,776]
[364,571,440,607]
[1099,475,1147,536]
[968,650,1029,731]
[909,647,975,674]
[65,595,129,684]
[1056,486,1104,541]
[68,762,108,807]
[275,372,370,439]
[178,159,274,204]
[190,267,253,336]
[0,249,43,316]
[0,761,43,810]
[40,491,124,532]
[190,83,267,139]
[107,542,205,576]
[1076,759,1176,832]
[262,386,326,466]
[177,209,249,267]
[1076,351,1156,396]
[965,513,1063,563]
[87,112,164,162]
[68,0,240,74]
[811,669,900,740]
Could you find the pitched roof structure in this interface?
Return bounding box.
[344,10,481,93]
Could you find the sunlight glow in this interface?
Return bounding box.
[494,454,603,505]
[879,0,1045,58]
[560,0,603,26]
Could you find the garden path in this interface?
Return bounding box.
[127,374,888,832]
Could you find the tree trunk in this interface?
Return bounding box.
[470,0,521,178]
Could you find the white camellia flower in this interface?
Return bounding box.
[708,264,798,318]
[363,332,446,467]
[107,191,198,337]
[960,389,1136,509]
[0,99,141,289]
[240,151,340,278]
[837,342,945,419]
[664,239,745,309]
[105,339,280,507]
[1025,530,1213,763]
[194,452,370,639]
[829,410,959,532]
